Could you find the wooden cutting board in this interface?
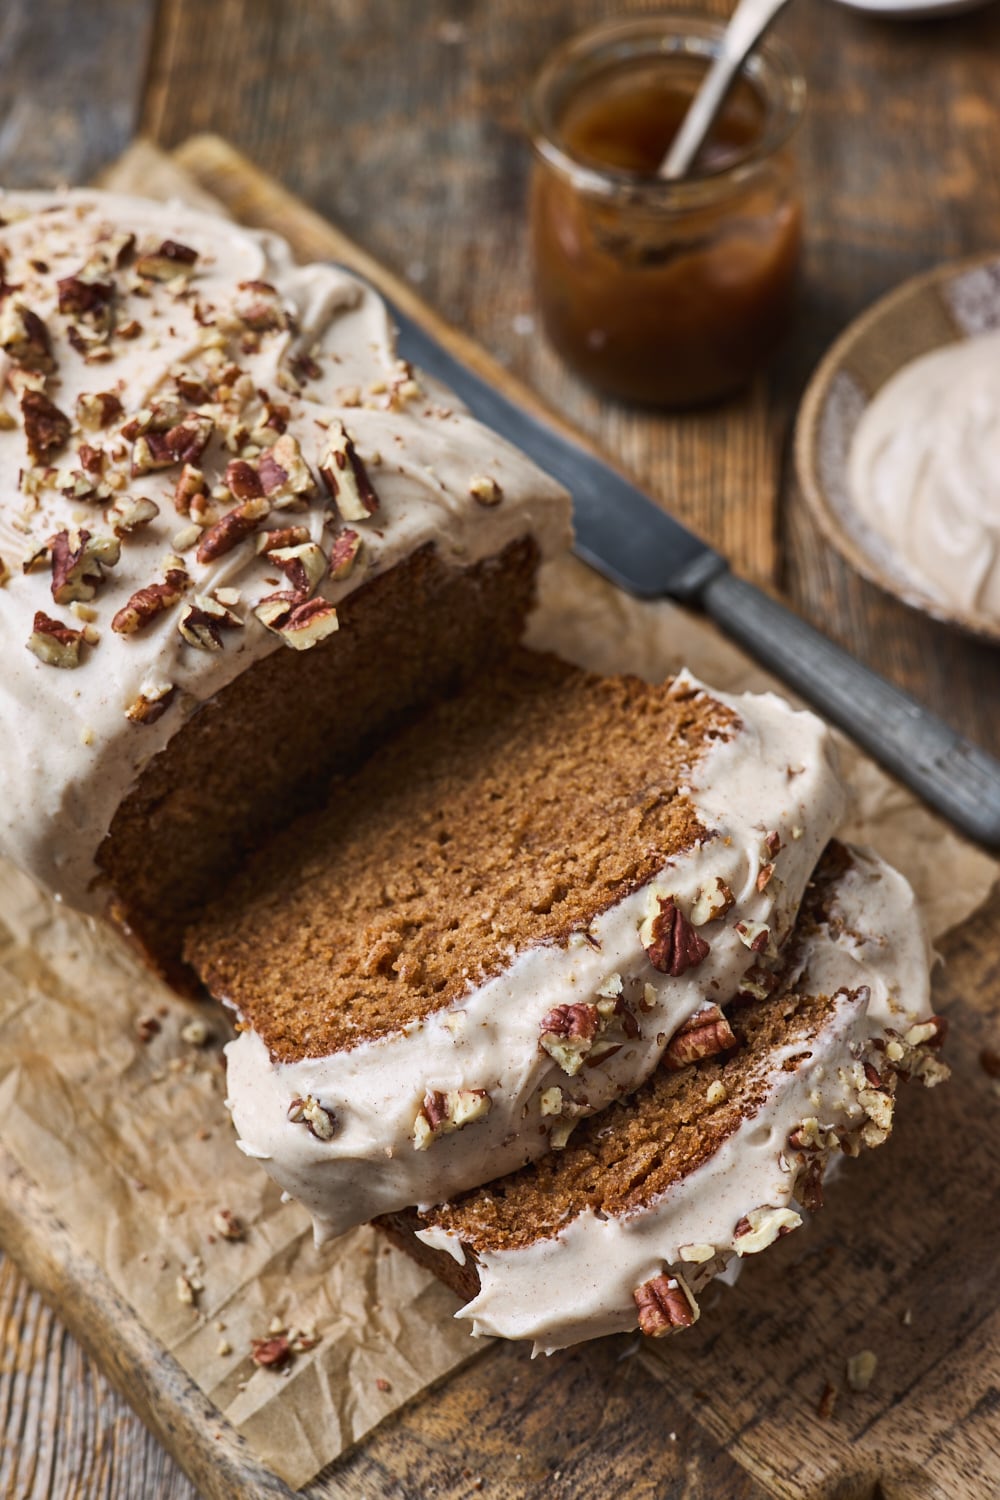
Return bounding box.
[1,134,998,1500]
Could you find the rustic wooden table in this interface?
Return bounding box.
[2,1,999,1495]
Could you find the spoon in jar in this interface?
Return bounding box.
[658,0,794,180]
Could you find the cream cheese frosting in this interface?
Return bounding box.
[847,331,1000,622]
[223,675,847,1241]
[416,845,938,1353]
[0,190,571,909]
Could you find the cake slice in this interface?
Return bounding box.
[376,843,944,1352]
[186,651,846,1240]
[0,190,570,985]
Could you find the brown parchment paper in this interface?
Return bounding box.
[0,148,995,1492]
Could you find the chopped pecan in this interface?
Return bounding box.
[57,272,114,324]
[254,593,339,650]
[112,568,189,634]
[121,398,187,441]
[197,499,271,563]
[633,1272,699,1337]
[107,494,159,536]
[328,528,362,581]
[173,463,206,515]
[177,594,243,651]
[131,414,213,475]
[26,610,84,668]
[250,1335,291,1370]
[255,525,310,553]
[688,876,735,926]
[642,896,710,976]
[318,420,380,519]
[539,1002,600,1076]
[212,1208,245,1241]
[734,919,772,955]
[224,457,264,500]
[174,374,212,405]
[795,1155,825,1213]
[413,1087,491,1150]
[287,1094,337,1140]
[76,390,123,430]
[257,433,315,505]
[125,682,176,724]
[264,540,327,598]
[468,474,503,506]
[0,299,54,373]
[49,528,120,604]
[733,1205,801,1255]
[135,240,199,280]
[234,280,288,331]
[21,390,71,462]
[662,1004,737,1071]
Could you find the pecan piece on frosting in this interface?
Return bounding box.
[224,457,264,501]
[57,272,114,326]
[318,420,380,520]
[0,299,54,373]
[257,594,339,651]
[234,280,289,332]
[468,474,503,506]
[642,896,710,977]
[287,1094,337,1141]
[733,1205,802,1255]
[412,1088,491,1150]
[661,1004,737,1071]
[135,239,199,281]
[734,919,773,955]
[688,876,735,927]
[328,528,362,581]
[112,568,190,635]
[196,498,271,563]
[633,1272,699,1337]
[177,594,243,652]
[125,681,176,724]
[131,414,213,475]
[264,541,327,599]
[50,528,120,604]
[257,433,315,506]
[21,390,71,463]
[107,494,159,537]
[539,1002,600,1077]
[26,610,84,668]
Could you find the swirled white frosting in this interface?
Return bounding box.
[223,675,847,1240]
[847,331,1000,623]
[419,846,933,1353]
[0,190,571,909]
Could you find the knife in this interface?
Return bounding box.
[381,294,1000,851]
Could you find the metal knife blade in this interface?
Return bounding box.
[381,291,1000,851]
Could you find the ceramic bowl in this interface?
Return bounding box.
[794,250,1000,644]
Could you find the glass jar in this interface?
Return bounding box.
[527,15,806,408]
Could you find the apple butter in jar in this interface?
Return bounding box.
[528,17,806,407]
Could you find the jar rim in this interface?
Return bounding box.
[526,13,806,206]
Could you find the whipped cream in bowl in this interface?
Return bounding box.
[795,251,1000,643]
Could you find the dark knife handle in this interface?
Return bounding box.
[700,570,1000,850]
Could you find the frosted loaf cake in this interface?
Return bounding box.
[377,844,944,1352]
[186,652,846,1239]
[0,190,570,983]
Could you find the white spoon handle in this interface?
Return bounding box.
[658,0,793,180]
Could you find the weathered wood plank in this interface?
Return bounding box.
[0,0,157,187]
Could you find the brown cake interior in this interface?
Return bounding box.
[185,652,738,1060]
[97,538,539,990]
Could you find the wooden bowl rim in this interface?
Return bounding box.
[793,249,1000,646]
